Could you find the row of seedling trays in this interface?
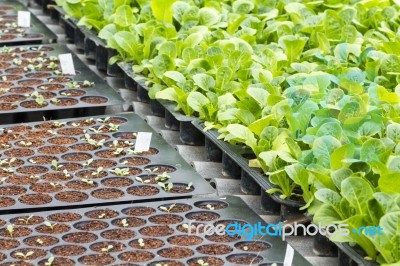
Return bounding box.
[0,113,311,265]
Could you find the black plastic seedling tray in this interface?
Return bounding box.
[0,1,57,45]
[0,196,312,265]
[0,113,214,213]
[0,43,123,124]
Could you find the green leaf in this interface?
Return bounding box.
[279,35,308,63]
[150,0,176,23]
[226,124,257,150]
[114,5,134,27]
[193,74,215,92]
[312,136,341,168]
[187,92,210,112]
[341,177,374,214]
[152,54,174,78]
[247,86,269,108]
[379,174,400,193]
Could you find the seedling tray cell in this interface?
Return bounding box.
[0,113,214,213]
[0,196,312,265]
[0,43,123,124]
[0,1,57,45]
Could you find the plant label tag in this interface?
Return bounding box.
[284,244,294,266]
[59,53,76,75]
[135,132,152,152]
[17,11,30,28]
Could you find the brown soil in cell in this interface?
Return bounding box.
[79,254,115,265]
[0,239,19,250]
[0,219,6,226]
[101,117,127,125]
[19,193,52,205]
[206,233,241,242]
[18,79,43,86]
[0,62,11,68]
[81,96,108,104]
[65,180,98,190]
[0,35,16,41]
[25,72,52,79]
[0,252,5,261]
[123,206,156,216]
[70,143,99,151]
[149,214,184,225]
[227,254,263,264]
[186,212,220,222]
[48,212,81,222]
[91,125,120,133]
[102,177,133,187]
[129,238,164,249]
[25,130,53,138]
[91,241,126,252]
[38,145,68,154]
[127,185,159,196]
[0,82,13,89]
[30,182,63,193]
[20,100,48,108]
[51,245,86,256]
[48,77,72,83]
[4,148,34,157]
[119,251,155,262]
[67,119,96,127]
[55,191,88,202]
[0,94,26,102]
[0,54,14,61]
[74,220,109,231]
[5,124,31,132]
[0,102,17,110]
[150,261,183,266]
[105,140,133,148]
[133,148,159,156]
[63,232,98,243]
[36,223,70,234]
[195,201,228,210]
[60,89,86,97]
[15,139,45,148]
[11,248,47,260]
[0,185,26,196]
[11,215,44,225]
[113,132,137,140]
[52,98,78,106]
[16,165,48,175]
[0,132,21,142]
[55,162,82,172]
[235,241,271,252]
[168,235,203,246]
[0,226,32,238]
[158,247,194,259]
[95,149,125,158]
[120,157,150,166]
[159,203,192,213]
[9,86,34,94]
[197,244,233,255]
[34,122,64,130]
[87,134,111,141]
[0,158,23,166]
[38,91,56,99]
[76,169,107,179]
[101,229,135,240]
[21,52,44,58]
[169,184,194,194]
[38,257,74,266]
[134,175,158,184]
[112,217,146,228]
[188,257,224,266]
[23,235,59,247]
[139,226,174,237]
[2,75,23,81]
[42,172,72,182]
[7,174,37,185]
[91,188,124,199]
[62,152,92,161]
[37,84,63,91]
[57,127,86,135]
[85,209,119,219]
[47,136,77,145]
[145,165,176,173]
[5,67,26,74]
[90,159,117,168]
[0,196,14,207]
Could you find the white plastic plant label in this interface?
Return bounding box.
[17,11,31,28]
[284,244,294,266]
[135,132,152,152]
[59,53,76,75]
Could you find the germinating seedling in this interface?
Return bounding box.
[243,246,249,251]
[197,260,209,266]
[135,176,150,183]
[83,159,93,168]
[15,251,34,259]
[0,177,7,185]
[36,238,43,245]
[114,148,124,155]
[44,221,57,231]
[97,117,110,123]
[155,172,170,182]
[98,213,106,219]
[19,141,32,147]
[91,167,104,177]
[186,182,193,190]
[45,256,54,266]
[6,224,14,237]
[206,204,214,210]
[63,169,70,178]
[158,182,173,192]
[81,178,94,185]
[121,219,128,227]
[18,215,34,225]
[51,160,62,171]
[110,168,129,176]
[101,245,113,253]
[159,203,176,213]
[138,238,145,247]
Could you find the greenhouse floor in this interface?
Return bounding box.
[26,2,339,266]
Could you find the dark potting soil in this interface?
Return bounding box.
[74,220,109,231]
[122,206,156,216]
[187,257,224,266]
[235,241,271,251]
[127,185,159,196]
[227,254,263,264]
[118,251,155,262]
[100,229,135,240]
[148,214,184,225]
[85,209,119,219]
[78,254,115,265]
[167,235,203,246]
[23,235,59,246]
[35,223,70,234]
[186,211,220,221]
[50,244,86,256]
[63,232,98,243]
[196,244,233,255]
[11,215,44,225]
[54,191,88,202]
[112,217,146,228]
[139,226,174,237]
[18,193,52,205]
[129,238,164,249]
[65,180,98,190]
[158,203,192,213]
[47,212,81,222]
[158,247,194,259]
[90,241,126,253]
[101,177,133,187]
